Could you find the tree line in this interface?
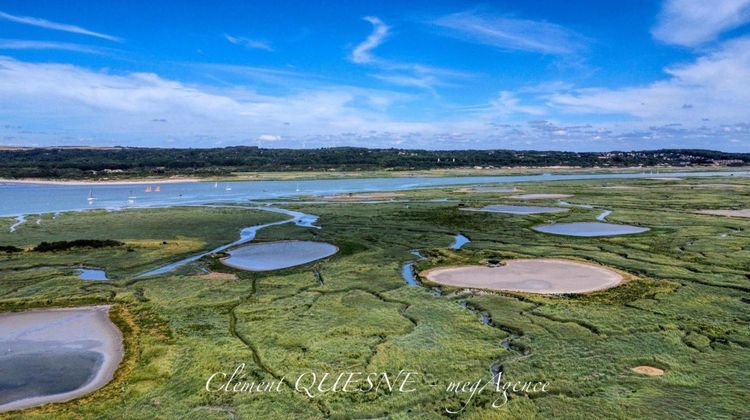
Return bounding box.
[0,147,747,178]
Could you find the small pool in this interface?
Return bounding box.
[533,222,649,237]
[77,268,109,281]
[450,233,471,250]
[222,240,338,271]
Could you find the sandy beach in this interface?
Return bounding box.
[0,306,123,412]
[0,178,199,186]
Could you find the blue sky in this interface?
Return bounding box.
[0,0,749,151]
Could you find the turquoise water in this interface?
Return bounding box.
[2,171,746,217]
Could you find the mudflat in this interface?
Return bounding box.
[0,306,123,412]
[421,258,624,294]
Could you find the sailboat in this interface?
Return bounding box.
[87,189,95,203]
[214,182,218,188]
[145,186,152,193]
[225,185,232,191]
[295,183,300,192]
[155,185,161,192]
[127,190,136,203]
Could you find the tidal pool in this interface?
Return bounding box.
[533,222,649,237]
[422,259,623,294]
[450,233,470,250]
[469,186,516,193]
[0,306,123,412]
[77,268,109,281]
[222,240,338,271]
[461,205,568,215]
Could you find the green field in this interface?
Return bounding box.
[1,177,749,419]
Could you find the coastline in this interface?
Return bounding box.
[0,178,200,186]
[0,165,747,185]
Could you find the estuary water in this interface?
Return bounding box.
[1,171,747,217]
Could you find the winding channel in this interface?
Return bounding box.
[137,205,320,277]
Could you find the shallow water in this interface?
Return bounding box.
[8,215,25,232]
[534,222,649,237]
[222,240,337,271]
[0,349,102,406]
[78,268,108,281]
[462,205,568,215]
[450,234,470,250]
[0,307,121,412]
[2,171,747,217]
[596,210,612,221]
[401,263,419,286]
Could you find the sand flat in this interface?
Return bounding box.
[421,259,623,294]
[461,205,569,215]
[320,192,404,201]
[696,209,750,218]
[631,366,665,376]
[0,306,123,412]
[510,193,573,200]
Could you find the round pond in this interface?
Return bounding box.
[222,240,338,271]
[421,258,623,294]
[533,222,649,237]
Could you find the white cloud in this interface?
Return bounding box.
[487,91,546,117]
[0,56,441,144]
[351,16,389,64]
[350,17,473,92]
[0,10,121,42]
[0,54,747,151]
[433,11,587,55]
[225,34,273,51]
[652,0,750,47]
[0,39,105,54]
[548,37,750,123]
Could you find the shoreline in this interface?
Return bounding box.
[0,165,746,185]
[0,178,200,186]
[0,305,124,413]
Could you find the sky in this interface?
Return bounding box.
[0,0,749,151]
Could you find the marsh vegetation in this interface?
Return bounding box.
[0,176,748,418]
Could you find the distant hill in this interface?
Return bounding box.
[0,147,747,179]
